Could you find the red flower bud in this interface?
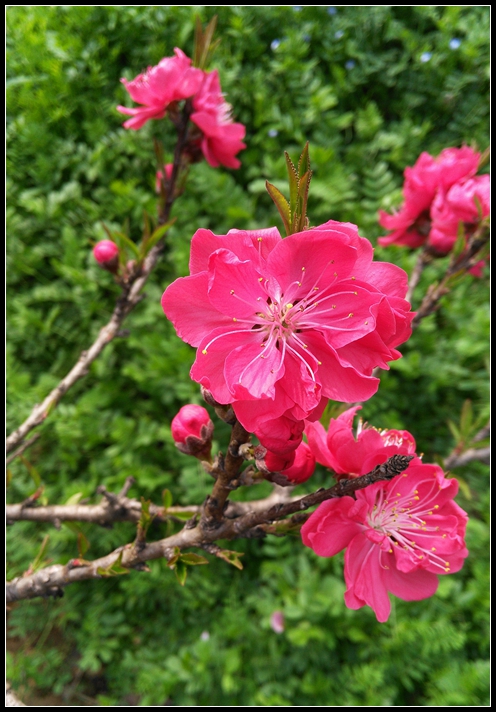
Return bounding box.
[260,441,316,486]
[93,240,120,273]
[171,404,214,460]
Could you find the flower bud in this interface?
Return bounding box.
[270,611,285,634]
[93,240,120,274]
[171,404,214,460]
[261,441,315,486]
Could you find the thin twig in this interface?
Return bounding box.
[6,103,194,456]
[406,249,431,303]
[6,433,41,466]
[444,446,490,469]
[412,225,489,329]
[6,455,411,602]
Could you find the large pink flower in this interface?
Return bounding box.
[305,405,416,481]
[162,222,413,454]
[378,147,481,248]
[301,463,469,622]
[117,49,204,130]
[191,70,246,169]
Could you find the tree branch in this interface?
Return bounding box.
[412,225,489,329]
[6,455,412,602]
[6,102,194,457]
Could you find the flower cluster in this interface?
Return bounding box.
[117,48,245,169]
[378,147,489,264]
[302,408,469,622]
[162,221,413,456]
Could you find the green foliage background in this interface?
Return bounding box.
[7,6,489,706]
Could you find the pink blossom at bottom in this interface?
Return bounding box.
[301,463,468,622]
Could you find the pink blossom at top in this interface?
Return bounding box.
[117,49,204,130]
[429,174,490,254]
[191,70,246,169]
[301,462,469,622]
[305,405,416,481]
[161,221,413,455]
[378,147,481,248]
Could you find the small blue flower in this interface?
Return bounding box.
[334,30,344,39]
[420,52,432,63]
[345,60,355,70]
[449,38,462,50]
[327,6,337,15]
[271,39,281,51]
[268,129,279,138]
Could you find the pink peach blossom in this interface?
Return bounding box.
[378,147,481,248]
[162,221,413,454]
[305,405,416,481]
[171,404,213,459]
[117,49,204,130]
[301,462,469,622]
[429,174,490,254]
[191,70,246,169]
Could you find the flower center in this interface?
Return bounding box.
[367,476,453,573]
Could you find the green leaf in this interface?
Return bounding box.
[20,456,41,487]
[180,553,209,566]
[31,534,50,572]
[162,488,173,510]
[174,561,188,586]
[265,181,291,234]
[140,218,176,258]
[65,492,84,506]
[216,549,244,570]
[77,531,90,558]
[97,552,129,577]
[113,230,140,259]
[297,141,311,179]
[285,152,299,217]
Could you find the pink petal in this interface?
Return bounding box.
[304,421,335,469]
[344,535,392,622]
[224,340,284,399]
[384,564,439,601]
[207,249,267,318]
[161,273,232,346]
[301,498,360,556]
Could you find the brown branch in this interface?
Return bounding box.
[200,419,251,529]
[6,456,411,602]
[412,225,489,329]
[444,446,490,469]
[6,103,194,457]
[6,433,41,466]
[406,249,432,304]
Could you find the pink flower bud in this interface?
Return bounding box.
[280,441,316,484]
[171,404,214,460]
[261,442,315,486]
[93,240,120,274]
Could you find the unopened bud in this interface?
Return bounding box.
[259,441,316,486]
[171,404,214,461]
[93,240,120,274]
[270,611,285,634]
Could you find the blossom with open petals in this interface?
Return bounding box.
[378,147,480,248]
[117,49,204,130]
[191,70,246,169]
[305,405,416,481]
[162,221,413,454]
[301,463,469,622]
